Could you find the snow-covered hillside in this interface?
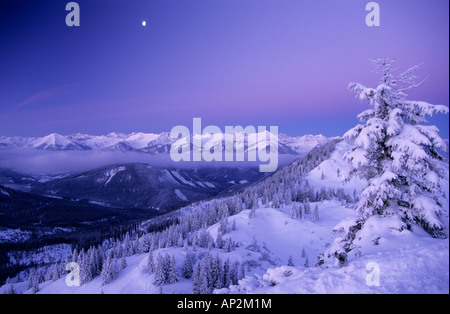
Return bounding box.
[2,199,447,294]
[1,133,448,295]
[306,140,365,193]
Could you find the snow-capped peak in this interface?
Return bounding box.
[32,133,77,151]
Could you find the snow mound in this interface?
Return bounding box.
[231,236,449,294]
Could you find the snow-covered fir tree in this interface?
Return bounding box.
[200,253,213,291]
[215,232,224,249]
[153,254,167,287]
[182,252,195,279]
[51,265,59,282]
[230,262,239,285]
[167,255,179,284]
[304,257,309,268]
[304,198,311,214]
[313,205,320,223]
[147,251,155,274]
[222,259,231,288]
[211,254,223,289]
[239,263,245,281]
[288,256,294,266]
[299,203,305,219]
[248,207,256,219]
[198,270,211,295]
[218,218,228,235]
[177,235,184,248]
[45,265,53,282]
[224,238,232,252]
[192,262,202,294]
[101,254,118,286]
[120,256,127,270]
[27,268,35,291]
[291,203,299,219]
[79,250,93,285]
[320,59,449,267]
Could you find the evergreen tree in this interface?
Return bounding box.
[153,254,166,287]
[299,203,305,219]
[168,255,179,284]
[239,263,245,280]
[322,59,449,266]
[219,218,228,234]
[192,232,198,251]
[216,232,224,249]
[222,259,231,288]
[147,251,155,274]
[35,269,44,285]
[248,207,256,219]
[101,255,118,286]
[45,265,53,282]
[230,262,239,285]
[182,252,195,279]
[198,269,211,294]
[120,256,127,270]
[31,278,40,294]
[72,248,78,264]
[304,199,311,214]
[304,257,309,268]
[192,262,202,294]
[224,238,232,252]
[211,254,223,290]
[313,205,320,223]
[51,264,59,282]
[232,219,237,231]
[200,253,213,289]
[27,269,40,294]
[27,269,35,291]
[288,256,294,266]
[79,250,93,285]
[177,234,184,248]
[207,237,215,251]
[301,247,306,258]
[291,203,299,219]
[272,193,281,208]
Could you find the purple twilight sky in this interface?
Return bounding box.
[0,0,448,138]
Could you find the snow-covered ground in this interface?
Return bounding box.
[306,140,365,194]
[3,198,447,294]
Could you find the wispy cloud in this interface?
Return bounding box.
[17,84,75,108]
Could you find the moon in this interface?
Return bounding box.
[142,20,147,27]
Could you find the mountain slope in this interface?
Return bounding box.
[1,136,448,294]
[4,199,448,294]
[0,184,159,244]
[31,164,266,210]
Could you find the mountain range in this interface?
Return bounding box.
[0,132,330,156]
